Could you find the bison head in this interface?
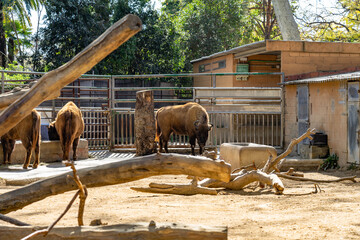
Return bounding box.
[47,122,60,140]
[194,121,213,148]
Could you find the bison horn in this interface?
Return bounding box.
[208,123,213,131]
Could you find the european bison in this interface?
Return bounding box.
[48,101,84,161]
[1,109,41,169]
[155,102,213,155]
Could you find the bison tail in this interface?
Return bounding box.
[32,111,41,145]
[63,112,74,152]
[155,112,160,143]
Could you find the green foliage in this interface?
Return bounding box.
[347,162,358,170]
[0,63,29,91]
[165,0,251,65]
[297,0,360,42]
[320,153,339,171]
[34,0,111,72]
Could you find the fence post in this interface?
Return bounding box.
[110,76,115,109]
[135,90,156,155]
[1,71,4,94]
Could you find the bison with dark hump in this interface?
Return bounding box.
[48,101,84,161]
[155,102,213,155]
[1,109,41,169]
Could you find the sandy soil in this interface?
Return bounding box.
[1,170,360,239]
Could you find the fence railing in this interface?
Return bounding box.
[110,110,282,149]
[1,70,283,150]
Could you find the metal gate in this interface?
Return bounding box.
[297,85,309,154]
[347,82,359,164]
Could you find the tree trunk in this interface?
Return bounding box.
[272,0,301,40]
[0,14,142,137]
[8,38,14,63]
[0,2,7,68]
[0,153,231,214]
[0,222,228,240]
[135,90,156,156]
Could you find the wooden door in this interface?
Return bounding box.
[347,82,359,164]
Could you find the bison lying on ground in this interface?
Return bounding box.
[155,102,213,155]
[1,109,41,169]
[48,101,84,161]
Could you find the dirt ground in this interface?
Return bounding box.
[1,170,360,239]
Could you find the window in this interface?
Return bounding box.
[236,64,249,81]
[199,63,211,72]
[213,60,226,70]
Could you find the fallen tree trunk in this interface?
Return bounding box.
[0,153,231,214]
[0,14,142,136]
[0,222,228,240]
[200,170,284,194]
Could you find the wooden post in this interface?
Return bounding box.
[135,90,156,155]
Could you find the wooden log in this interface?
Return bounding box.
[0,153,231,214]
[262,128,316,173]
[200,170,285,194]
[131,182,218,195]
[0,14,142,136]
[135,90,156,156]
[0,222,228,240]
[276,173,357,183]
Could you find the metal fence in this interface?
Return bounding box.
[110,110,282,149]
[1,70,283,150]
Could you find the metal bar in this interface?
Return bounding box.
[271,115,274,146]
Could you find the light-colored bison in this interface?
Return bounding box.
[48,101,84,161]
[155,102,213,155]
[1,109,41,169]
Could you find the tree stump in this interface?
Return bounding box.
[135,90,156,156]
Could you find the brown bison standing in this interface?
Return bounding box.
[155,102,213,155]
[48,101,84,161]
[1,109,41,169]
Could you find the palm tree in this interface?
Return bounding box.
[0,0,43,68]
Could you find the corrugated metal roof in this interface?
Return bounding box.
[282,71,360,85]
[190,41,266,63]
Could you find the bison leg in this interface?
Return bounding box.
[22,146,32,170]
[198,142,204,155]
[72,137,80,161]
[159,133,170,153]
[164,140,169,153]
[1,139,15,165]
[158,137,163,153]
[1,138,8,164]
[32,138,40,169]
[189,136,196,156]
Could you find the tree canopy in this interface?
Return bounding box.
[2,0,360,79]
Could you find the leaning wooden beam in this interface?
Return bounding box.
[0,222,228,240]
[263,128,316,173]
[131,182,218,195]
[276,173,357,183]
[0,14,142,136]
[0,153,231,214]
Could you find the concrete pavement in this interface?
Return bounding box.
[0,151,135,185]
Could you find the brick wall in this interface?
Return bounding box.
[266,41,360,77]
[193,55,234,87]
[284,81,349,165]
[308,81,348,165]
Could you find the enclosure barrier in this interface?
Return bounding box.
[1,70,283,150]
